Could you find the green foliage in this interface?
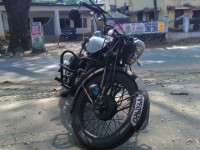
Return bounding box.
[65,0,78,4]
[32,0,75,4]
[32,0,57,2]
[32,0,91,4]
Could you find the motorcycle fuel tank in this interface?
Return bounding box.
[86,36,105,53]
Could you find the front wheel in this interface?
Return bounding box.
[72,72,139,149]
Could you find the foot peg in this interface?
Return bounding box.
[55,77,61,82]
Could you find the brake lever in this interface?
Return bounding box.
[137,61,143,67]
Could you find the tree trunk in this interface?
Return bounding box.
[2,0,31,54]
[153,0,158,21]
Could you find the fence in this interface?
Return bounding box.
[43,16,58,43]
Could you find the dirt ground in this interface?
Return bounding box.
[0,69,199,150]
[0,38,200,149]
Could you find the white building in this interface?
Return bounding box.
[0,2,96,40]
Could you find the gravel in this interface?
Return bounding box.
[0,80,60,102]
[0,70,199,102]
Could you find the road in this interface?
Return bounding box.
[0,44,200,82]
[0,44,200,150]
[139,45,200,71]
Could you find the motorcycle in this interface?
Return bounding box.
[55,1,150,149]
[60,27,77,41]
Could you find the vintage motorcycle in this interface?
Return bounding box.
[55,1,150,149]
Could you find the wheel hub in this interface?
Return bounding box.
[94,96,117,121]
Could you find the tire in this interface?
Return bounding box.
[72,72,138,149]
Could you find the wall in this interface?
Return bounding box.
[180,0,200,6]
[165,0,181,6]
[75,14,91,34]
[129,0,166,22]
[132,0,157,11]
[103,0,132,11]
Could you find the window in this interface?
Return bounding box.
[193,10,200,19]
[60,18,70,28]
[174,10,184,28]
[138,12,143,21]
[192,10,200,30]
[74,18,87,28]
[33,17,50,24]
[146,12,155,21]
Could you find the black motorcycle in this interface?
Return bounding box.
[60,27,77,41]
[55,1,150,149]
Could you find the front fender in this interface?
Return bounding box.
[70,67,150,131]
[121,69,150,131]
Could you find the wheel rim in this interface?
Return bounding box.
[79,82,134,139]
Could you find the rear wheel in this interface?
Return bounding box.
[72,72,138,149]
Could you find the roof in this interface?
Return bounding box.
[105,11,131,23]
[0,2,103,7]
[167,5,192,10]
[107,11,129,19]
[134,8,161,13]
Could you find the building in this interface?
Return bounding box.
[101,0,135,21]
[0,1,95,40]
[102,0,200,30]
[1,0,200,40]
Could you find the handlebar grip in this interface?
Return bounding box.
[80,2,102,14]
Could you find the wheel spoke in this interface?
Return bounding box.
[99,122,106,137]
[104,120,112,137]
[79,79,135,139]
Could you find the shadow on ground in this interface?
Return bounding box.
[52,96,152,150]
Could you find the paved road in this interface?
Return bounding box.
[0,56,60,82]
[0,45,200,150]
[140,45,200,71]
[0,45,200,82]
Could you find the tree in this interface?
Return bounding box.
[2,0,31,55]
[153,0,158,20]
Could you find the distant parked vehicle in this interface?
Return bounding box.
[60,27,77,41]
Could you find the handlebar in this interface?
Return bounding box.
[79,1,125,36]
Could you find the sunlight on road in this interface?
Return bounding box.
[142,60,166,64]
[166,45,200,50]
[194,55,200,58]
[34,64,58,73]
[0,103,20,111]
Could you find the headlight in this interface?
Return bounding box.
[134,39,145,59]
[125,39,145,65]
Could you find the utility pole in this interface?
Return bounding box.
[93,0,98,32]
[153,0,158,20]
